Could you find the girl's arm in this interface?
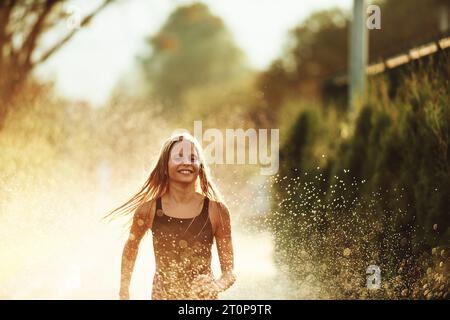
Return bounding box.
[119,201,152,300]
[213,203,236,292]
[192,202,236,298]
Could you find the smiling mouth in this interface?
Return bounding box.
[178,169,193,174]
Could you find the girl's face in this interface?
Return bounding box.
[167,140,201,184]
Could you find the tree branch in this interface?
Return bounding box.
[32,0,114,67]
[20,0,57,69]
[0,0,15,70]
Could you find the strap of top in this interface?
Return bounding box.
[156,196,162,210]
[202,196,210,218]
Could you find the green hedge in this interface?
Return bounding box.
[270,59,449,299]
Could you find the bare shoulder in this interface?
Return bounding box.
[135,198,156,228]
[208,199,231,236]
[209,199,229,216]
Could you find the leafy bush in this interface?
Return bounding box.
[270,58,449,299]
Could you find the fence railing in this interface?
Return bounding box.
[328,30,450,86]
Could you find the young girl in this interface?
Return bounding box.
[106,133,236,300]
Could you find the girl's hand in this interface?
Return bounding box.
[191,274,221,299]
[119,289,130,300]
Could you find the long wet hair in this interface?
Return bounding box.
[103,132,225,221]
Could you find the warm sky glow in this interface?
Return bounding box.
[36,0,352,106]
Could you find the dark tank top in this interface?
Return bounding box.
[150,195,216,299]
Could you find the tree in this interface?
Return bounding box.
[139,3,248,110]
[257,0,448,111]
[369,0,445,58]
[256,7,349,113]
[0,0,114,129]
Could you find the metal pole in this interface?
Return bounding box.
[349,0,368,110]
